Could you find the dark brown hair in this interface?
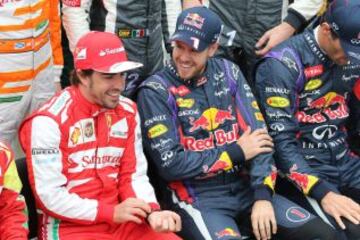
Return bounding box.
[70,69,94,86]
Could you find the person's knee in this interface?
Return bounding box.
[345,220,360,240]
[277,218,337,240]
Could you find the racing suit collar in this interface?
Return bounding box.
[167,60,209,87]
[74,86,104,117]
[304,28,334,68]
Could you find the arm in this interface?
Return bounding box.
[255,58,331,201]
[137,79,245,182]
[49,0,64,83]
[285,0,326,30]
[255,0,325,55]
[347,79,360,155]
[61,0,92,52]
[230,62,275,201]
[0,145,28,239]
[19,116,115,225]
[118,109,160,211]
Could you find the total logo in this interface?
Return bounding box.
[189,107,235,132]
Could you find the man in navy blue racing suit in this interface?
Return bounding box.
[255,0,360,239]
[137,6,337,240]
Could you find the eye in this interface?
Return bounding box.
[120,72,128,78]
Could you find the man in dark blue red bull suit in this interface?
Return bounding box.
[255,0,360,239]
[137,6,337,240]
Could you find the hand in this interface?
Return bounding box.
[321,191,360,229]
[251,200,277,240]
[147,210,182,233]
[237,127,274,160]
[113,198,152,224]
[255,22,296,56]
[182,0,203,9]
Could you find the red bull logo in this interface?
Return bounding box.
[215,228,241,239]
[264,166,277,191]
[288,165,319,194]
[308,92,346,109]
[184,13,205,29]
[189,107,235,132]
[205,152,232,173]
[184,124,238,151]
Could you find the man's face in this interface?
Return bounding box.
[172,41,216,80]
[82,71,126,109]
[321,23,349,66]
[326,36,349,65]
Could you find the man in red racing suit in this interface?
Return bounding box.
[0,142,28,239]
[19,31,181,240]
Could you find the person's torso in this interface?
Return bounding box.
[34,87,136,202]
[0,0,55,101]
[270,31,359,155]
[89,0,164,75]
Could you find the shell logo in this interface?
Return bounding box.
[305,79,322,91]
[148,124,168,138]
[266,96,290,108]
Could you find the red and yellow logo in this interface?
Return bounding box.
[266,96,290,108]
[189,107,235,132]
[148,124,168,138]
[176,98,195,108]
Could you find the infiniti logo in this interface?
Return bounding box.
[312,125,337,140]
[270,123,285,132]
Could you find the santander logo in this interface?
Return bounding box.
[99,47,124,56]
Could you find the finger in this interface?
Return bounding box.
[170,212,182,231]
[334,215,346,230]
[243,126,251,136]
[342,211,359,225]
[129,200,152,213]
[168,217,176,232]
[271,214,277,235]
[264,218,271,239]
[162,217,169,231]
[126,214,143,224]
[252,128,268,135]
[129,207,148,218]
[252,217,261,240]
[255,32,270,49]
[258,140,274,148]
[258,219,267,240]
[256,147,273,154]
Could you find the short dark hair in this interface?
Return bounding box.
[70,69,94,86]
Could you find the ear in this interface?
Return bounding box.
[320,22,332,37]
[77,69,90,87]
[208,43,219,57]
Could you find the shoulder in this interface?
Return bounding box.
[117,96,137,116]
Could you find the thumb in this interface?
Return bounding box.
[255,31,269,49]
[243,126,251,136]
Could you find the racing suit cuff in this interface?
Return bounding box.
[149,202,161,211]
[226,143,245,165]
[254,186,272,201]
[96,203,115,223]
[309,180,332,202]
[284,9,307,31]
